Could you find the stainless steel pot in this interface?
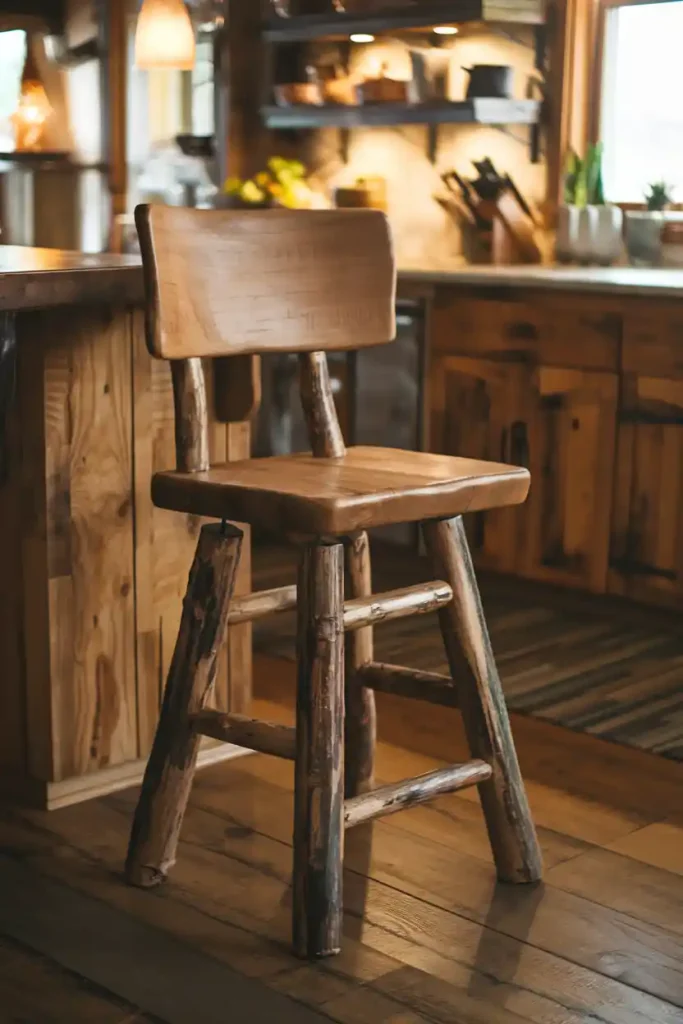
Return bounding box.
[463,65,514,99]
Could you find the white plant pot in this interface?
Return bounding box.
[555,204,579,263]
[575,205,597,264]
[592,205,624,266]
[626,211,664,267]
[556,204,623,265]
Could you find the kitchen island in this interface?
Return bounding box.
[0,247,257,809]
[398,263,683,609]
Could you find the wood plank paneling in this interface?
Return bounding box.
[3,307,253,804]
[19,307,137,783]
[609,375,683,608]
[430,353,529,572]
[523,366,618,591]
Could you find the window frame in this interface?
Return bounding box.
[591,0,683,208]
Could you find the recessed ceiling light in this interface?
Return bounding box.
[350,33,375,42]
[433,25,459,35]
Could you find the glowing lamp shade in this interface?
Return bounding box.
[12,45,53,151]
[135,0,195,70]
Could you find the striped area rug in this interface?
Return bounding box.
[253,544,683,762]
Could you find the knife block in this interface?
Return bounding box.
[480,191,541,264]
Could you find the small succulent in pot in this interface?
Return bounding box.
[645,181,674,212]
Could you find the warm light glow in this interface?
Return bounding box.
[433,25,459,34]
[12,80,52,151]
[135,0,195,70]
[350,33,375,43]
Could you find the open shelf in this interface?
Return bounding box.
[264,0,544,41]
[262,98,541,129]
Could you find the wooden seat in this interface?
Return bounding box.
[125,204,542,962]
[152,445,530,534]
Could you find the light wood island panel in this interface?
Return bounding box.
[0,249,257,808]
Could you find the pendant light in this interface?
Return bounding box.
[135,0,196,70]
[12,41,53,151]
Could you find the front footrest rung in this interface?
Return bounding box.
[192,710,296,759]
[357,661,457,707]
[343,581,452,631]
[344,761,492,829]
[226,581,453,631]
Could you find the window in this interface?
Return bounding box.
[0,30,26,151]
[600,0,683,202]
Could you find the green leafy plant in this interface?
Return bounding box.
[223,156,315,208]
[585,142,605,205]
[564,143,605,206]
[645,181,674,212]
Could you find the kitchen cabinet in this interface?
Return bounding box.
[522,366,618,591]
[430,353,530,572]
[609,375,683,608]
[430,353,618,588]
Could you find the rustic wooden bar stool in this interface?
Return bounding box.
[126,204,542,959]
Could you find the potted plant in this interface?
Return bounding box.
[556,144,623,265]
[625,181,674,266]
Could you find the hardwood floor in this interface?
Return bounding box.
[1,653,683,1022]
[252,542,683,761]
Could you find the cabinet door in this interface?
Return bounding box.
[522,366,618,591]
[430,354,530,572]
[609,376,683,608]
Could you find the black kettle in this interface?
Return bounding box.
[463,65,514,99]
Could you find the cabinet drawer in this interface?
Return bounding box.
[433,294,542,360]
[622,306,683,378]
[433,290,620,371]
[537,298,620,371]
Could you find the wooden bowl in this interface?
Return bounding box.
[357,76,409,104]
[274,82,323,106]
[322,77,358,105]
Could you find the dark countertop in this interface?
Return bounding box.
[0,246,144,312]
[2,245,682,315]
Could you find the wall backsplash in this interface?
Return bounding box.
[305,28,546,267]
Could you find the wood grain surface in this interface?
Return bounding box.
[4,663,683,1024]
[152,446,531,535]
[344,531,376,798]
[126,522,243,888]
[0,246,143,312]
[423,516,543,885]
[1,305,255,806]
[293,542,345,959]
[135,205,396,359]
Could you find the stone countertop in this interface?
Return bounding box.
[0,246,144,312]
[398,263,683,299]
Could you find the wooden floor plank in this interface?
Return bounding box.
[5,790,676,1024]
[546,845,683,939]
[2,651,683,1024]
[0,852,330,1024]
[606,819,683,877]
[251,667,663,848]
[0,931,143,1024]
[140,760,683,1014]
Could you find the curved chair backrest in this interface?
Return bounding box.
[135,204,397,360]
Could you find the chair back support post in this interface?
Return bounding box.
[299,351,346,458]
[171,359,210,473]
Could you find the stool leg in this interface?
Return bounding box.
[293,540,345,958]
[422,516,542,885]
[126,522,243,888]
[344,531,376,797]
